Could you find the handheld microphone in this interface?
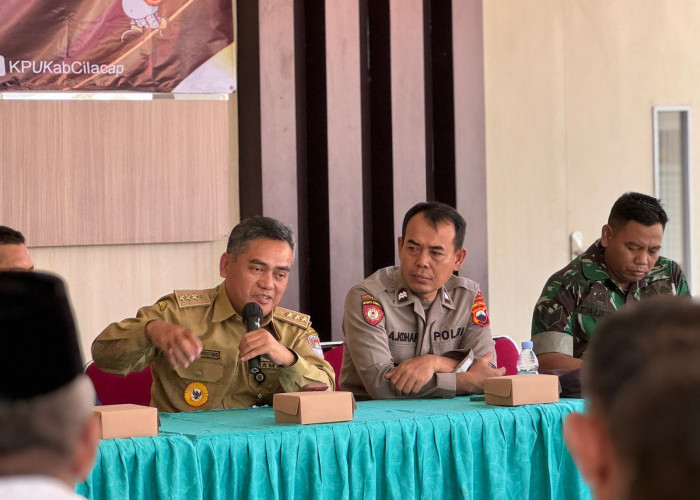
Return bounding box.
[242,302,265,383]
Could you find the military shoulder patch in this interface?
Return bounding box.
[175,290,212,309]
[362,295,384,326]
[274,307,311,328]
[471,291,490,327]
[307,334,324,358]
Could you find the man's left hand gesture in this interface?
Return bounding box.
[238,328,296,367]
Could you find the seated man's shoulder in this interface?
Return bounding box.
[446,274,481,294]
[274,306,311,329]
[349,266,398,299]
[648,255,684,279]
[172,288,214,309]
[360,266,397,287]
[540,258,592,295]
[645,255,689,295]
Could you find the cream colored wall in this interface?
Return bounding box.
[28,95,240,362]
[32,242,226,362]
[484,0,700,345]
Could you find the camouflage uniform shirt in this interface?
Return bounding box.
[531,240,690,358]
[92,283,335,412]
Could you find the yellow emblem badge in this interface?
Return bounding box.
[184,382,208,407]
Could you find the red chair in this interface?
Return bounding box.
[323,345,344,391]
[85,361,153,406]
[494,336,520,375]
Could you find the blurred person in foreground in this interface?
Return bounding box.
[564,296,700,500]
[0,272,99,499]
[92,217,334,412]
[0,226,34,271]
[340,201,504,400]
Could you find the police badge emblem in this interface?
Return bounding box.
[362,295,384,326]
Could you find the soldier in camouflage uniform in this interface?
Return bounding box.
[532,192,689,373]
[340,202,504,400]
[92,217,334,412]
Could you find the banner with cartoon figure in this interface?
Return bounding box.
[0,0,235,92]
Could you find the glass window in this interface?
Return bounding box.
[653,107,692,288]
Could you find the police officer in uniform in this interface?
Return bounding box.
[340,202,504,400]
[92,217,334,412]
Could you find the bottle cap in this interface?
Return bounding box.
[521,340,533,349]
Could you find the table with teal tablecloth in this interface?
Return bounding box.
[77,397,591,500]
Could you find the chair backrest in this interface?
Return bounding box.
[85,361,153,406]
[323,345,344,391]
[494,336,520,376]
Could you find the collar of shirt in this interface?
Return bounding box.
[389,267,455,310]
[210,283,274,327]
[581,240,648,292]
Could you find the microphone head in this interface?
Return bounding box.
[242,302,263,321]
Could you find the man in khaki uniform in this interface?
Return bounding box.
[340,202,504,400]
[92,217,334,412]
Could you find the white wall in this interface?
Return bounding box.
[484,0,700,344]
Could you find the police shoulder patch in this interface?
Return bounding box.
[470,291,490,327]
[174,290,212,309]
[274,307,311,328]
[362,295,384,326]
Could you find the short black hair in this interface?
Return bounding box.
[401,202,466,251]
[0,226,25,245]
[607,192,668,230]
[226,217,296,262]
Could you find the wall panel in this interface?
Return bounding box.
[0,99,230,247]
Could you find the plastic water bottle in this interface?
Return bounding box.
[516,341,539,375]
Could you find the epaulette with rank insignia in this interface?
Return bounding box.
[174,289,212,309]
[274,307,311,328]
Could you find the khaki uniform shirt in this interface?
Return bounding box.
[92,283,335,412]
[340,267,495,400]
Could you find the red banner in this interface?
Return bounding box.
[0,0,235,93]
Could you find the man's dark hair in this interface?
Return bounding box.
[0,226,25,245]
[607,192,668,230]
[226,217,296,261]
[584,297,700,498]
[401,202,466,251]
